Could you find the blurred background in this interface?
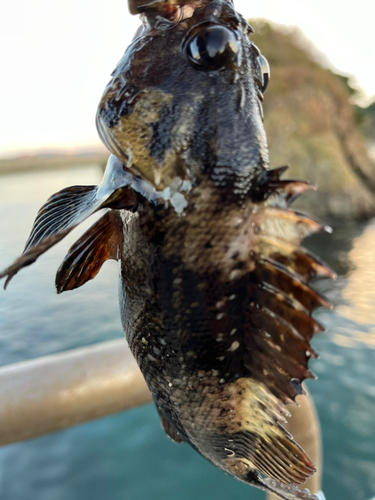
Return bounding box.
[1,1,375,499]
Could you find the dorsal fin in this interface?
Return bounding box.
[56,211,123,294]
[153,167,333,499]
[241,194,335,404]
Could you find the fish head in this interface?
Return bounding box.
[97,0,270,197]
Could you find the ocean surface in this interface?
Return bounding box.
[0,166,374,500]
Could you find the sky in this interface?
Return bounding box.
[1,0,374,156]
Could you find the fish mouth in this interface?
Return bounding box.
[127,0,231,16]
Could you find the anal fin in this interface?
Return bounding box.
[55,210,123,293]
[155,405,184,444]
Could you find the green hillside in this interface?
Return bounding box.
[356,101,375,143]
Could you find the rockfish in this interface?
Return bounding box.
[1,1,335,499]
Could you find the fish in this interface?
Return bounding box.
[0,1,336,499]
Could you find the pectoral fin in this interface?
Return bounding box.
[0,156,137,288]
[1,185,98,288]
[56,210,124,293]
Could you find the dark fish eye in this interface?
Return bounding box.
[184,25,242,71]
[257,54,270,93]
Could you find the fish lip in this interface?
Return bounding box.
[128,0,233,16]
[131,1,205,33]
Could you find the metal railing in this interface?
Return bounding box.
[0,338,323,499]
[0,339,152,447]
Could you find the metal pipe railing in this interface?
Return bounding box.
[0,338,324,499]
[0,339,152,447]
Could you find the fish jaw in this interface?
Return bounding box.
[96,0,269,195]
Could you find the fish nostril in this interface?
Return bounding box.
[184,25,242,71]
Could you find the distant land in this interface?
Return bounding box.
[0,149,109,175]
[250,20,375,220]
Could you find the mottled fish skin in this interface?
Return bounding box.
[117,170,330,498]
[0,2,334,499]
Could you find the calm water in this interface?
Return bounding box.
[0,167,374,500]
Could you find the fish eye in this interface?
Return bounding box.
[256,54,270,93]
[184,25,242,71]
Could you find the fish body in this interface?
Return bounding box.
[0,2,335,499]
